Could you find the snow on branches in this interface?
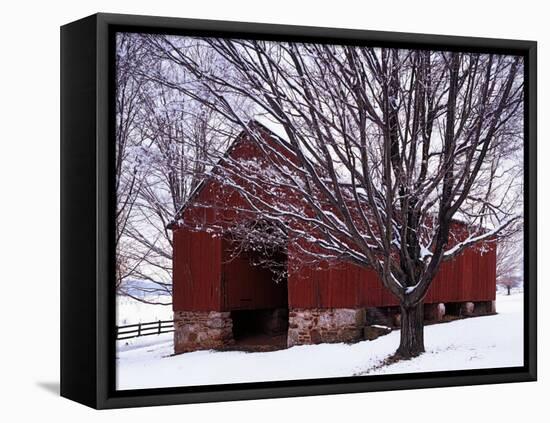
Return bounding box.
[149,37,523,307]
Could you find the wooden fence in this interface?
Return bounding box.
[116,320,174,340]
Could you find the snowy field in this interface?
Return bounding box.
[116,293,523,390]
[116,295,172,326]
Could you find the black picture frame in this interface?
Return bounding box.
[60,12,537,409]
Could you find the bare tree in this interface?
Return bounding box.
[499,276,521,295]
[115,33,150,291]
[123,85,235,302]
[496,232,523,295]
[143,36,524,358]
[115,34,241,303]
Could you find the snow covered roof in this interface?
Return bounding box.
[167,118,492,238]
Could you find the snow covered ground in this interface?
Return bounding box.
[116,295,172,326]
[115,293,524,390]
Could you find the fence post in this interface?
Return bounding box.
[158,320,161,335]
[137,322,141,337]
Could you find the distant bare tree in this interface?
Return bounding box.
[496,232,523,294]
[499,276,521,295]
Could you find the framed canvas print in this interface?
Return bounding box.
[60,13,537,409]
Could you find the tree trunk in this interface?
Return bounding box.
[397,302,425,358]
[507,286,511,295]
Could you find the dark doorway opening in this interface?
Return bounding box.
[222,224,289,351]
[231,307,289,351]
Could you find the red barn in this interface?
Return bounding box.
[169,121,497,353]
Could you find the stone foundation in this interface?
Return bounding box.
[287,308,365,347]
[364,300,495,327]
[174,300,497,353]
[174,311,234,354]
[460,301,475,316]
[473,300,497,315]
[424,303,446,321]
[442,300,496,318]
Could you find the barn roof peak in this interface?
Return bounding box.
[167,118,284,230]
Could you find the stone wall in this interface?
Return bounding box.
[174,300,496,353]
[365,300,495,328]
[287,308,365,347]
[424,303,446,321]
[460,301,475,316]
[174,310,234,354]
[473,300,497,315]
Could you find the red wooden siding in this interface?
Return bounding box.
[172,228,222,311]
[173,229,288,312]
[425,224,498,305]
[287,243,497,309]
[172,126,498,312]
